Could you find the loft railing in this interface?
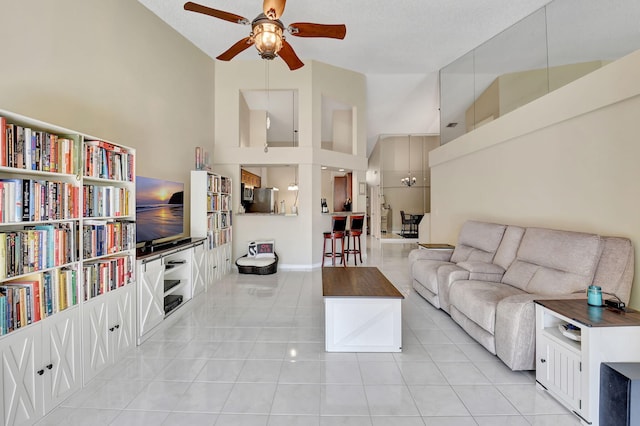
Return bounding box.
[440,0,640,144]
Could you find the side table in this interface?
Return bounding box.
[535,299,640,425]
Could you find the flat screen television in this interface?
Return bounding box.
[135,176,185,246]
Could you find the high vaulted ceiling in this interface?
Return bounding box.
[137,0,639,154]
[138,0,552,75]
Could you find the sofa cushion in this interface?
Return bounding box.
[451,221,507,264]
[502,227,602,295]
[408,247,454,264]
[449,280,526,335]
[592,237,634,303]
[236,256,277,267]
[492,226,525,270]
[412,260,453,294]
[435,263,471,313]
[457,261,506,282]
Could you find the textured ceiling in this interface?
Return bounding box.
[138,0,553,75]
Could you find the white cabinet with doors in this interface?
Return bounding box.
[81,284,135,384]
[0,307,81,426]
[535,299,640,425]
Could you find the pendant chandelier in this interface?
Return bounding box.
[401,135,416,187]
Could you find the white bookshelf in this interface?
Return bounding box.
[0,109,136,424]
[190,170,232,284]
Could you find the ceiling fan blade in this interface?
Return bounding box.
[278,40,304,70]
[263,0,286,20]
[288,22,346,39]
[217,37,254,61]
[184,2,249,25]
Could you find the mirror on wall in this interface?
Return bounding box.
[321,95,354,154]
[239,89,299,148]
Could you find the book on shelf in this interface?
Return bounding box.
[0,222,77,279]
[0,178,22,222]
[0,116,6,167]
[0,268,77,335]
[83,184,130,217]
[84,140,133,181]
[0,117,78,173]
[82,254,132,301]
[0,178,79,223]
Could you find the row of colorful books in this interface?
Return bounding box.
[83,184,131,218]
[0,117,78,174]
[0,178,79,223]
[84,141,134,182]
[207,175,232,195]
[206,193,231,212]
[82,220,135,259]
[83,255,133,301]
[207,227,232,249]
[207,211,232,231]
[0,223,76,280]
[0,268,77,335]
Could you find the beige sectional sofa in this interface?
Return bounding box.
[409,220,634,370]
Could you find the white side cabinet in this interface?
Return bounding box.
[0,308,81,426]
[535,299,640,425]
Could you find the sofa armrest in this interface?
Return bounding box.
[409,247,454,263]
[495,292,587,370]
[456,261,505,282]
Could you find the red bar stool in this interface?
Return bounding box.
[322,215,347,267]
[345,215,364,265]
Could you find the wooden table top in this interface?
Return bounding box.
[535,299,640,327]
[418,243,455,250]
[322,267,404,299]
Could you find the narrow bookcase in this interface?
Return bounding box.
[0,109,136,425]
[80,137,136,385]
[190,170,233,284]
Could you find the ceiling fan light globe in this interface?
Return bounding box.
[253,20,283,58]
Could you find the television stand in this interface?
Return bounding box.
[137,238,197,256]
[135,237,207,344]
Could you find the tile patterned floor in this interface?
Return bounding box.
[37,239,582,425]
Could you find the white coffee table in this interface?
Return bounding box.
[322,267,404,352]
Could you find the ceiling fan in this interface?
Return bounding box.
[184,0,347,70]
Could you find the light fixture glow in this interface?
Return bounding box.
[287,183,299,191]
[251,15,284,60]
[401,175,417,187]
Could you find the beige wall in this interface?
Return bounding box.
[0,0,216,235]
[430,48,640,308]
[213,60,367,268]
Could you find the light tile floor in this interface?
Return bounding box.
[37,239,582,425]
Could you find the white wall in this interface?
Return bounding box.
[430,48,640,308]
[366,73,441,155]
[0,0,216,236]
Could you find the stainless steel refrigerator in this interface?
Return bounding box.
[246,188,278,213]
